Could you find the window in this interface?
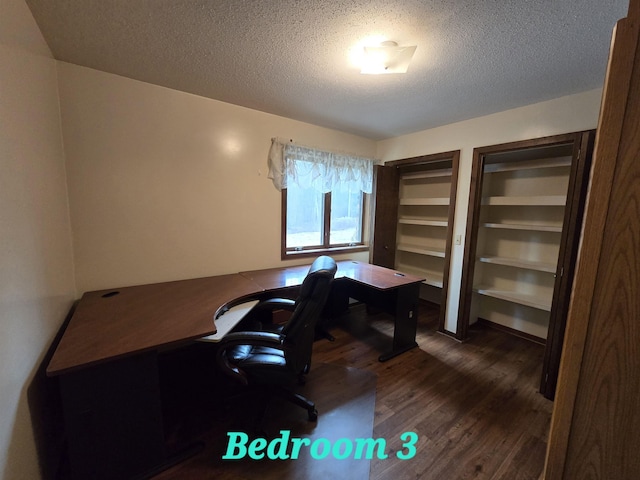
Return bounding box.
[283,183,365,256]
[268,138,373,259]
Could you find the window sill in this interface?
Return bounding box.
[282,244,369,260]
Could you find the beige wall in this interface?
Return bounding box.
[0,1,608,477]
[0,0,76,478]
[58,63,375,294]
[377,88,604,332]
[59,65,602,326]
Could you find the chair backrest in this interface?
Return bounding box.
[280,255,337,373]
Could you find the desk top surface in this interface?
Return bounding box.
[47,273,262,376]
[337,260,424,290]
[47,261,424,376]
[241,260,424,291]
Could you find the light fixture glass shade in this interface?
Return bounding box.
[361,42,417,74]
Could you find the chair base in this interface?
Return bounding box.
[272,386,318,421]
[222,383,318,436]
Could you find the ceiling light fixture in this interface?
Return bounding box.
[360,41,417,74]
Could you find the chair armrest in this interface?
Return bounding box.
[254,298,296,312]
[229,298,295,333]
[218,331,283,348]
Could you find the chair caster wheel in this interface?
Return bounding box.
[308,408,318,421]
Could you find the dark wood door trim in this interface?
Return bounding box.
[372,150,460,334]
[540,130,595,399]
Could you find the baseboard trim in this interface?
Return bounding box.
[476,318,546,345]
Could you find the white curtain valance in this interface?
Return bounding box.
[267,138,374,194]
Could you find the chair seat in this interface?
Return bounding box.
[228,344,294,385]
[228,344,286,366]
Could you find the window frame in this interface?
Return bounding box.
[281,189,369,259]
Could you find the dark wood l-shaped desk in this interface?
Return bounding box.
[47,260,424,479]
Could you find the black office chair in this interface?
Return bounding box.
[215,256,337,422]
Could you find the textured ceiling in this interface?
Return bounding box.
[26,0,629,140]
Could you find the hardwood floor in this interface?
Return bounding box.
[314,301,553,480]
[153,301,552,479]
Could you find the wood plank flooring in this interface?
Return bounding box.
[154,301,553,479]
[313,301,553,480]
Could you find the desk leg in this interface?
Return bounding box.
[59,352,202,479]
[378,283,420,362]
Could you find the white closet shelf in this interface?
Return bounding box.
[482,195,566,206]
[423,278,444,288]
[473,287,552,311]
[483,156,572,173]
[478,256,557,273]
[396,243,446,258]
[401,169,453,180]
[400,197,450,206]
[482,222,563,233]
[398,218,448,227]
[396,265,444,288]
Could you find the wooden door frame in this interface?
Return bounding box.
[545,0,640,476]
[540,130,595,399]
[369,164,399,269]
[456,132,594,400]
[383,150,460,333]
